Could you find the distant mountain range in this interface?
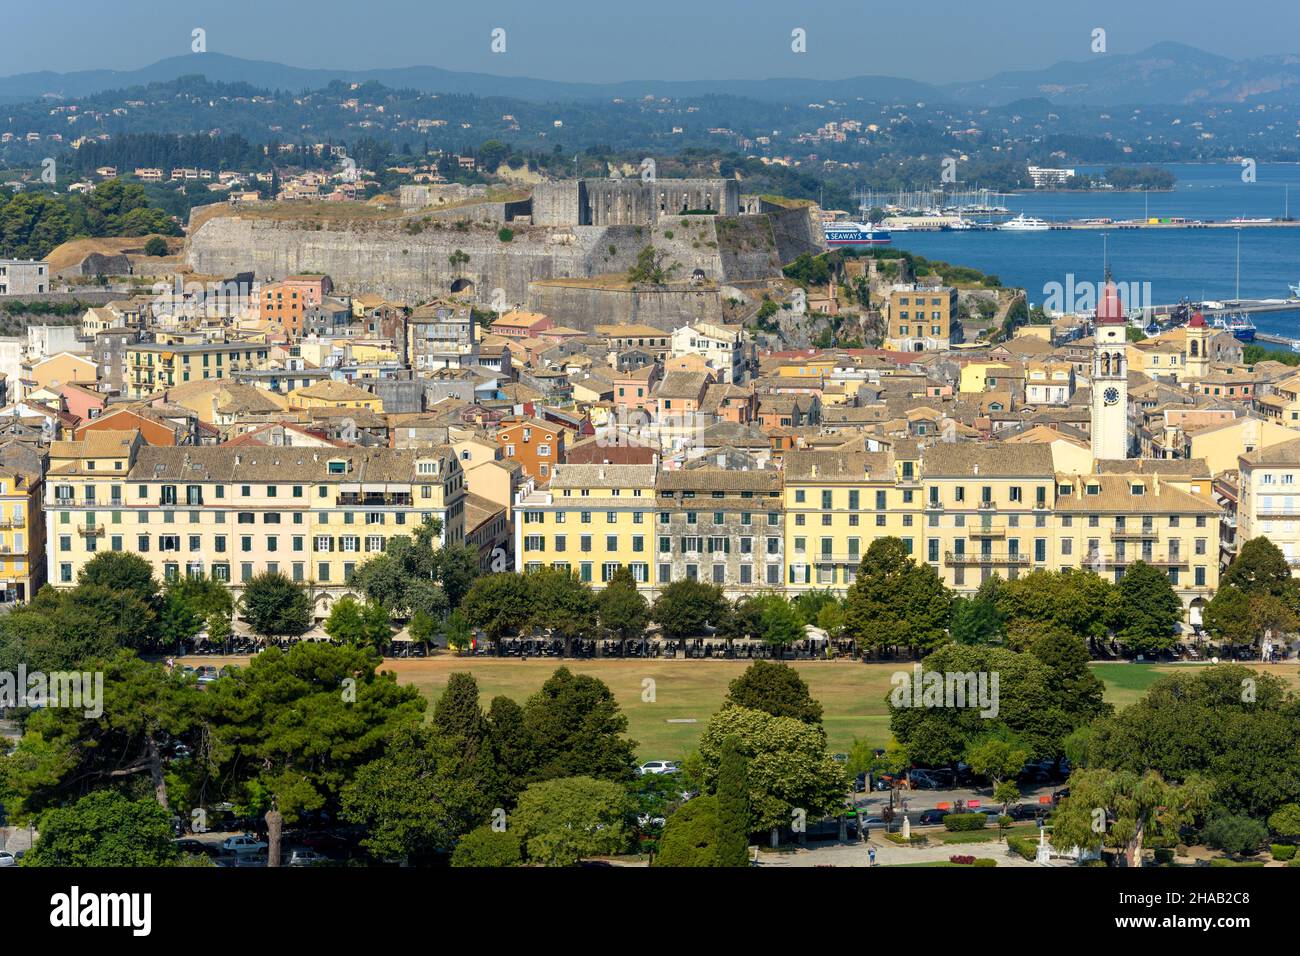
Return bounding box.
[1,42,1297,107]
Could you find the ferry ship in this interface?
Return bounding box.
[823,223,892,246]
[998,214,1052,232]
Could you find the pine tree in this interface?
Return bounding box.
[715,736,751,866]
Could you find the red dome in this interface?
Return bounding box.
[1096,279,1126,325]
[1188,312,1207,328]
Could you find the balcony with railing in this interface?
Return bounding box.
[337,492,414,508]
[945,550,1030,566]
[969,521,1007,538]
[77,524,106,538]
[1110,527,1156,540]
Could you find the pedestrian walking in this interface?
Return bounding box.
[868,846,876,867]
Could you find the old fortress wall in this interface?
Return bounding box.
[186,178,825,330]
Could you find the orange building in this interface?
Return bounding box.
[260,275,333,337]
[495,417,565,482]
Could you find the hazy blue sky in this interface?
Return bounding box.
[2,0,1295,83]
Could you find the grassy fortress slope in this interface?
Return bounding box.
[185,181,824,328]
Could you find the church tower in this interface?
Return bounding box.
[1184,311,1211,381]
[1090,276,1129,460]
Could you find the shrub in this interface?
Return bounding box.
[883,831,927,846]
[451,826,522,867]
[949,854,975,865]
[1153,848,1174,865]
[944,813,988,832]
[972,857,997,867]
[1006,834,1037,861]
[498,227,514,242]
[1203,813,1268,856]
[1271,844,1296,861]
[653,795,720,867]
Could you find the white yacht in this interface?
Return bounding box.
[999,213,1052,231]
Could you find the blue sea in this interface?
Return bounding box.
[887,163,1300,340]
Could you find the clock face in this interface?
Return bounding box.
[1103,387,1120,406]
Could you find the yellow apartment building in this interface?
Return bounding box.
[915,443,1058,593]
[0,457,45,603]
[286,379,384,412]
[126,342,273,399]
[45,431,466,617]
[886,285,958,352]
[1237,437,1300,576]
[783,448,919,592]
[515,463,659,590]
[1055,472,1220,623]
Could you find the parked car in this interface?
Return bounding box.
[0,851,15,867]
[221,834,268,856]
[638,760,681,776]
[286,849,327,867]
[173,839,212,856]
[917,809,949,826]
[851,772,867,793]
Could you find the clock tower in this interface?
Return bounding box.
[1090,275,1129,460]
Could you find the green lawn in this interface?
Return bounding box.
[381,658,1300,761]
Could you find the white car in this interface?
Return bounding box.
[638,760,681,775]
[0,851,15,867]
[221,834,268,856]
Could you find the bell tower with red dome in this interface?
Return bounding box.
[1091,275,1129,460]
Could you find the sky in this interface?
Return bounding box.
[2,0,1297,84]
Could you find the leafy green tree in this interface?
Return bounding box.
[1113,561,1183,653]
[444,609,473,651]
[888,644,1064,766]
[652,578,730,642]
[461,573,533,641]
[843,537,951,655]
[654,795,721,867]
[1,651,198,816]
[754,594,803,651]
[323,597,367,645]
[1026,627,1111,729]
[1052,769,1212,867]
[341,725,487,862]
[950,595,1004,645]
[964,728,1030,812]
[1221,537,1297,602]
[0,582,160,666]
[723,660,823,724]
[522,667,637,783]
[486,695,534,806]
[596,567,649,642]
[203,643,426,833]
[528,567,596,645]
[1267,804,1300,843]
[1081,664,1300,817]
[451,826,522,867]
[996,568,1113,645]
[715,736,752,866]
[144,235,169,256]
[512,776,633,866]
[695,706,845,840]
[1203,585,1253,646]
[23,791,177,867]
[77,551,161,607]
[791,590,839,627]
[408,609,440,647]
[239,571,312,639]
